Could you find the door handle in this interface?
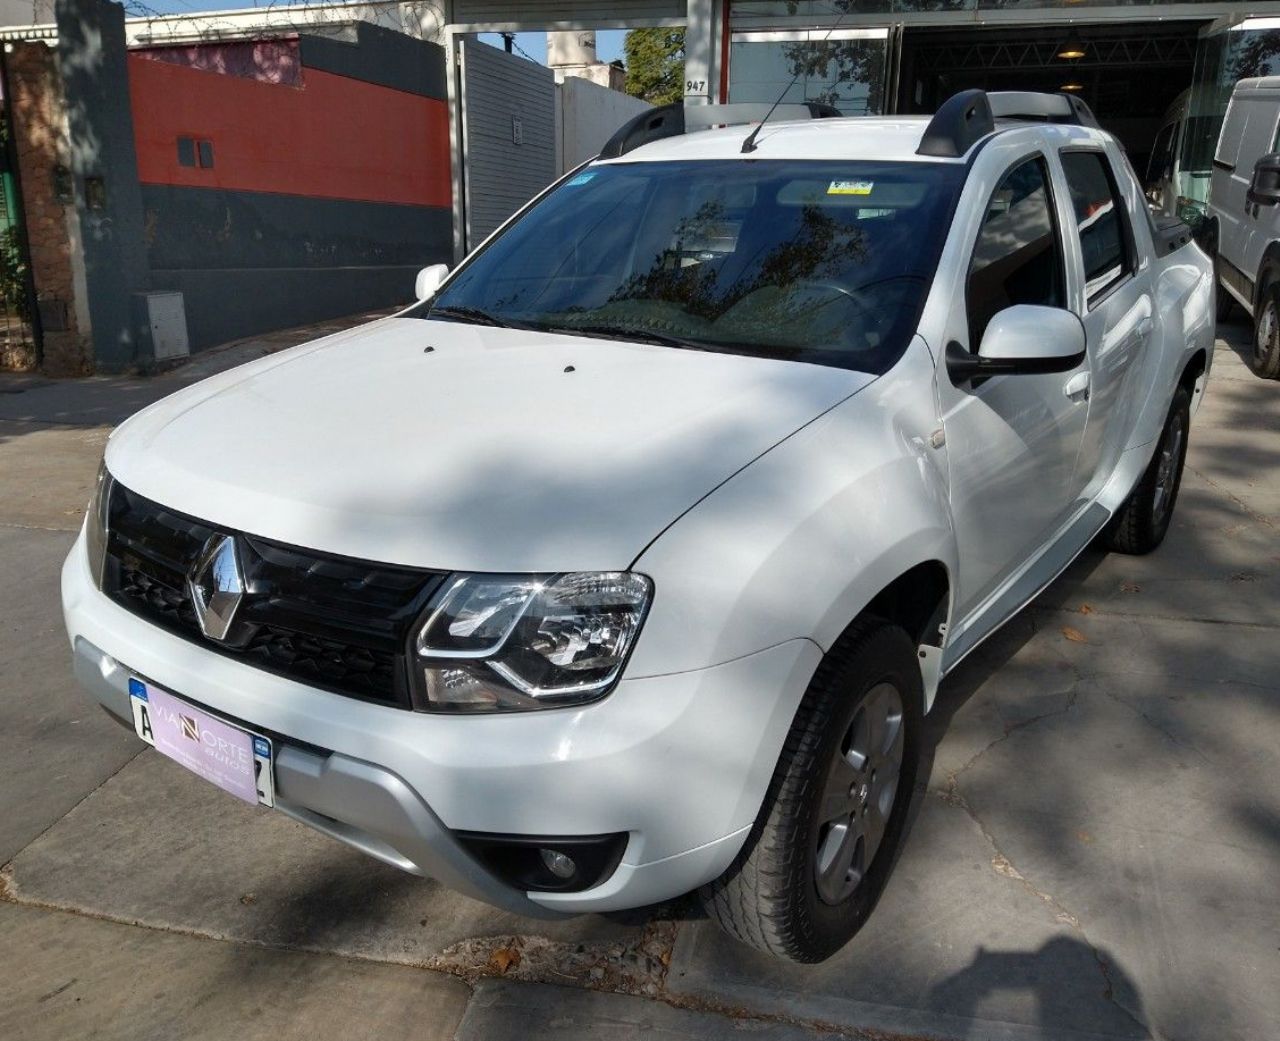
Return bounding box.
[1064,371,1091,401]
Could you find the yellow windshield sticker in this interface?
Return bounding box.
[827,180,874,196]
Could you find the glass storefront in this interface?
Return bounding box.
[729,28,890,113]
[724,1,1280,218]
[1181,19,1280,209]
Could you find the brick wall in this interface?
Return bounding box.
[6,42,91,375]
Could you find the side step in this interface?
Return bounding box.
[941,502,1111,674]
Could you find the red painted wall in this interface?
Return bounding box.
[128,55,451,209]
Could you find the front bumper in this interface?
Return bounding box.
[63,530,821,915]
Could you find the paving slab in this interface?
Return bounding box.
[0,526,140,863]
[670,612,1279,1041]
[0,902,470,1041]
[669,793,1148,1041]
[455,978,843,1040]
[4,748,644,965]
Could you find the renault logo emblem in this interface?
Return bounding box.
[188,533,244,641]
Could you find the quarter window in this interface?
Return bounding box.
[966,156,1064,349]
[1061,151,1132,305]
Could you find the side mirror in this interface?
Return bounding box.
[1247,153,1280,207]
[946,304,1086,384]
[415,263,449,301]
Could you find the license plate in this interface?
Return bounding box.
[129,678,274,807]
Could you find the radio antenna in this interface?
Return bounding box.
[740,1,853,154]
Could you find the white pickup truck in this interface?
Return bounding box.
[63,90,1213,963]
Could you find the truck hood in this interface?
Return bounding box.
[106,318,874,572]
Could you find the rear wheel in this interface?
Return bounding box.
[1252,282,1280,379]
[700,619,922,963]
[1107,385,1191,555]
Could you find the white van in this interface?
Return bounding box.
[1146,90,1191,219]
[1207,76,1280,378]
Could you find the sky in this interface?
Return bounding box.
[477,30,626,66]
[135,1,628,65]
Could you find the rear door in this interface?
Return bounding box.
[1216,91,1280,288]
[1212,93,1249,244]
[1057,146,1154,499]
[1238,95,1280,290]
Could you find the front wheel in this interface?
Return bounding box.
[1252,282,1280,379]
[699,619,922,963]
[1107,385,1191,555]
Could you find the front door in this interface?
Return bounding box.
[937,149,1091,622]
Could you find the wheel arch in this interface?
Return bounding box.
[861,560,950,649]
[1179,346,1209,415]
[1256,241,1280,308]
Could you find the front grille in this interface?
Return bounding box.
[102,482,445,708]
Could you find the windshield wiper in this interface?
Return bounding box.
[426,305,511,328]
[543,322,704,350]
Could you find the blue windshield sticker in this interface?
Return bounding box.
[566,171,598,186]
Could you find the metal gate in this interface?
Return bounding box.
[0,52,39,370]
[458,38,556,252]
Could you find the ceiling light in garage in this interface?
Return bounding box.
[1057,33,1087,60]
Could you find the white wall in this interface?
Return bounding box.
[0,0,51,26]
[555,75,650,172]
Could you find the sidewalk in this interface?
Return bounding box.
[0,311,387,532]
[1,322,1277,1041]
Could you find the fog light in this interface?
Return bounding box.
[456,831,627,892]
[539,848,576,880]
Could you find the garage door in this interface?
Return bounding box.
[459,39,556,250]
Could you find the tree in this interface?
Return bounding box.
[624,27,685,106]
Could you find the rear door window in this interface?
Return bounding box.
[1060,151,1134,306]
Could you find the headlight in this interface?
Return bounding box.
[411,571,652,713]
[85,461,114,589]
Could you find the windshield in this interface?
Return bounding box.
[414,158,965,373]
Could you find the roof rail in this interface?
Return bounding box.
[599,101,842,159]
[917,89,993,159]
[988,91,1100,128]
[916,89,1100,158]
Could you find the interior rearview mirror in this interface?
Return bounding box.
[946,304,1086,384]
[415,263,450,301]
[1247,153,1280,207]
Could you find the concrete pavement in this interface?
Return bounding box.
[1,322,1276,1040]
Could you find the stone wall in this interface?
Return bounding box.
[5,42,91,375]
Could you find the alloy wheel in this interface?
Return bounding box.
[1258,300,1277,367]
[814,681,905,905]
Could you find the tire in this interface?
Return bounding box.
[1107,385,1191,555]
[1251,282,1280,379]
[700,619,923,963]
[1215,276,1237,324]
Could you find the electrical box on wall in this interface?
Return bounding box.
[132,291,190,364]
